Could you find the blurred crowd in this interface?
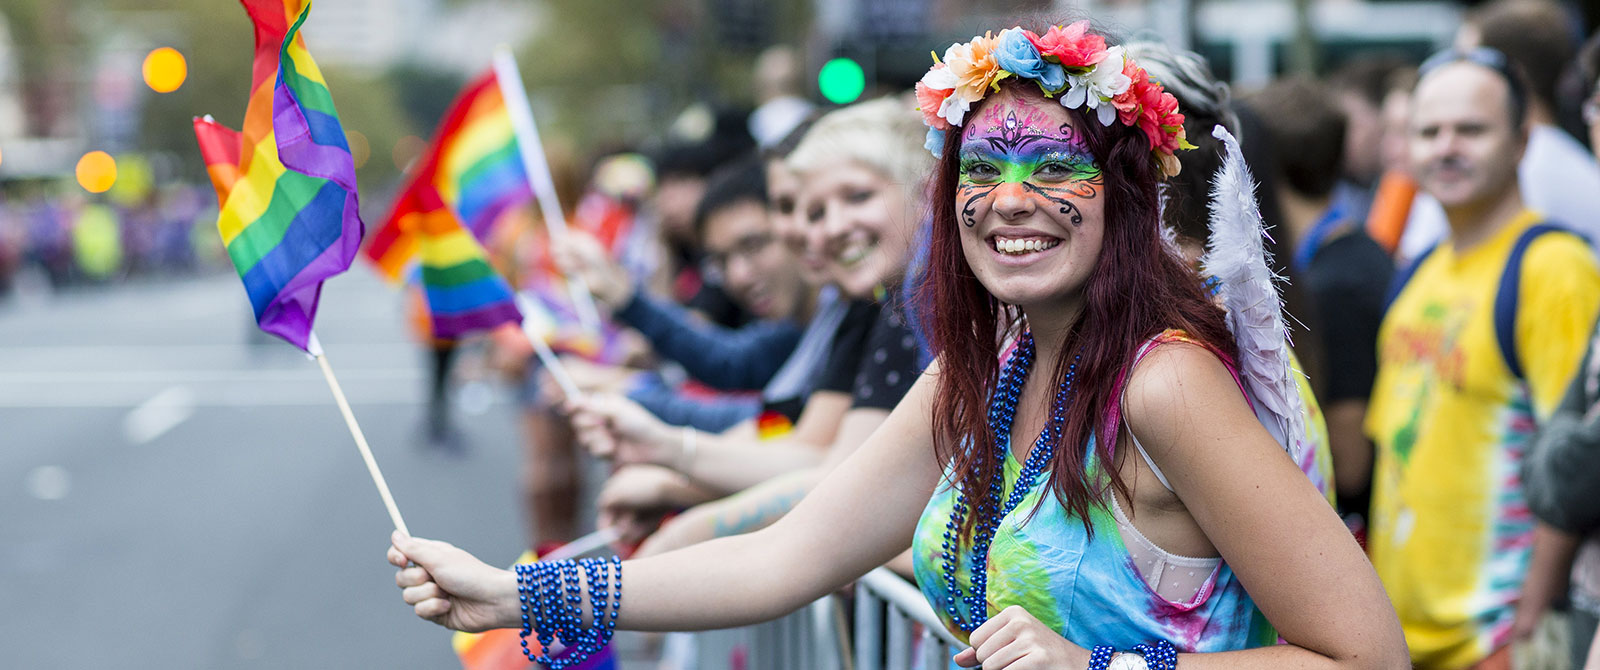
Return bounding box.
[0,168,225,296]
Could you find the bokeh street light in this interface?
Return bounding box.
[346,129,371,169]
[142,47,188,93]
[817,57,865,105]
[76,151,118,193]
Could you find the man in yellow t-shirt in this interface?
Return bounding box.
[1367,48,1600,669]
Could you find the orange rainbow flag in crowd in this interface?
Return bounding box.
[362,70,531,338]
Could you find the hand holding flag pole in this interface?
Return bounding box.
[515,293,583,401]
[493,48,604,334]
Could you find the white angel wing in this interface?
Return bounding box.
[1200,125,1307,461]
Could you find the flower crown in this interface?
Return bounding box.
[915,22,1194,177]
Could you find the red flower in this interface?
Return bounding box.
[1112,60,1148,126]
[1145,90,1187,153]
[1026,21,1108,70]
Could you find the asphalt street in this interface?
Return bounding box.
[0,270,540,668]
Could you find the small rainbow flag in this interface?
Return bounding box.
[194,0,362,352]
[363,70,528,338]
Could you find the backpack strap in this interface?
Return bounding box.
[1385,243,1439,309]
[1494,223,1585,380]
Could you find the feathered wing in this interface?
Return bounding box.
[1200,125,1307,461]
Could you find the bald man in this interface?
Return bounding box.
[1366,49,1600,670]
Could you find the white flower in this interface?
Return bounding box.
[920,63,970,126]
[921,65,958,91]
[1062,46,1132,126]
[938,95,971,127]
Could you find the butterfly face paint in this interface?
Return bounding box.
[956,98,1104,228]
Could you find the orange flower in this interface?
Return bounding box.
[945,32,1002,104]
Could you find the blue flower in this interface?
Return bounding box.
[993,28,1066,93]
[925,127,946,156]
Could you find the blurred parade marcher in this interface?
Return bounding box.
[1249,78,1392,520]
[402,287,462,450]
[0,192,21,296]
[24,189,73,287]
[71,199,121,283]
[1328,57,1412,219]
[1367,65,1423,255]
[555,155,813,432]
[1401,0,1600,262]
[1368,47,1600,670]
[1127,41,1338,509]
[390,22,1408,668]
[572,97,933,553]
[747,45,815,149]
[1329,56,1420,256]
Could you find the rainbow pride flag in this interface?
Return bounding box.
[193,0,362,352]
[363,70,528,338]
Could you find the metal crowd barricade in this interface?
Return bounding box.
[671,567,962,670]
[855,567,964,670]
[667,595,850,670]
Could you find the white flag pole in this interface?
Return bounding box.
[306,333,410,535]
[492,47,603,333]
[514,293,583,401]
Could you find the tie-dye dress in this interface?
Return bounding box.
[910,334,1281,652]
[911,432,1278,652]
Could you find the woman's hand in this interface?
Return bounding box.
[599,465,690,512]
[487,323,534,378]
[388,532,519,633]
[551,232,633,307]
[566,393,678,466]
[597,465,691,548]
[952,606,1088,669]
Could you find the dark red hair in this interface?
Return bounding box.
[915,76,1236,536]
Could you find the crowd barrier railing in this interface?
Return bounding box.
[666,567,963,670]
[854,567,964,670]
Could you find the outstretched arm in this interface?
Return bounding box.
[391,364,944,633]
[569,390,853,495]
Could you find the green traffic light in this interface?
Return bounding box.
[818,57,865,104]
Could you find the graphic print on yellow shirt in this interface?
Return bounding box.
[1366,210,1600,668]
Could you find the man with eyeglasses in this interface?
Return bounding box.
[1365,48,1600,670]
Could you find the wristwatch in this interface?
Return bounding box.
[1107,652,1149,670]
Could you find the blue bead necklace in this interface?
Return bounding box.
[514,556,622,669]
[939,332,1080,633]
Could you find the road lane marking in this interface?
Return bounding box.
[25,465,71,500]
[0,368,420,384]
[122,386,197,444]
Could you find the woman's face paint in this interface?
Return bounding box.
[956,100,1104,228]
[954,90,1107,315]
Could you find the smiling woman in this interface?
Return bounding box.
[785,97,932,300]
